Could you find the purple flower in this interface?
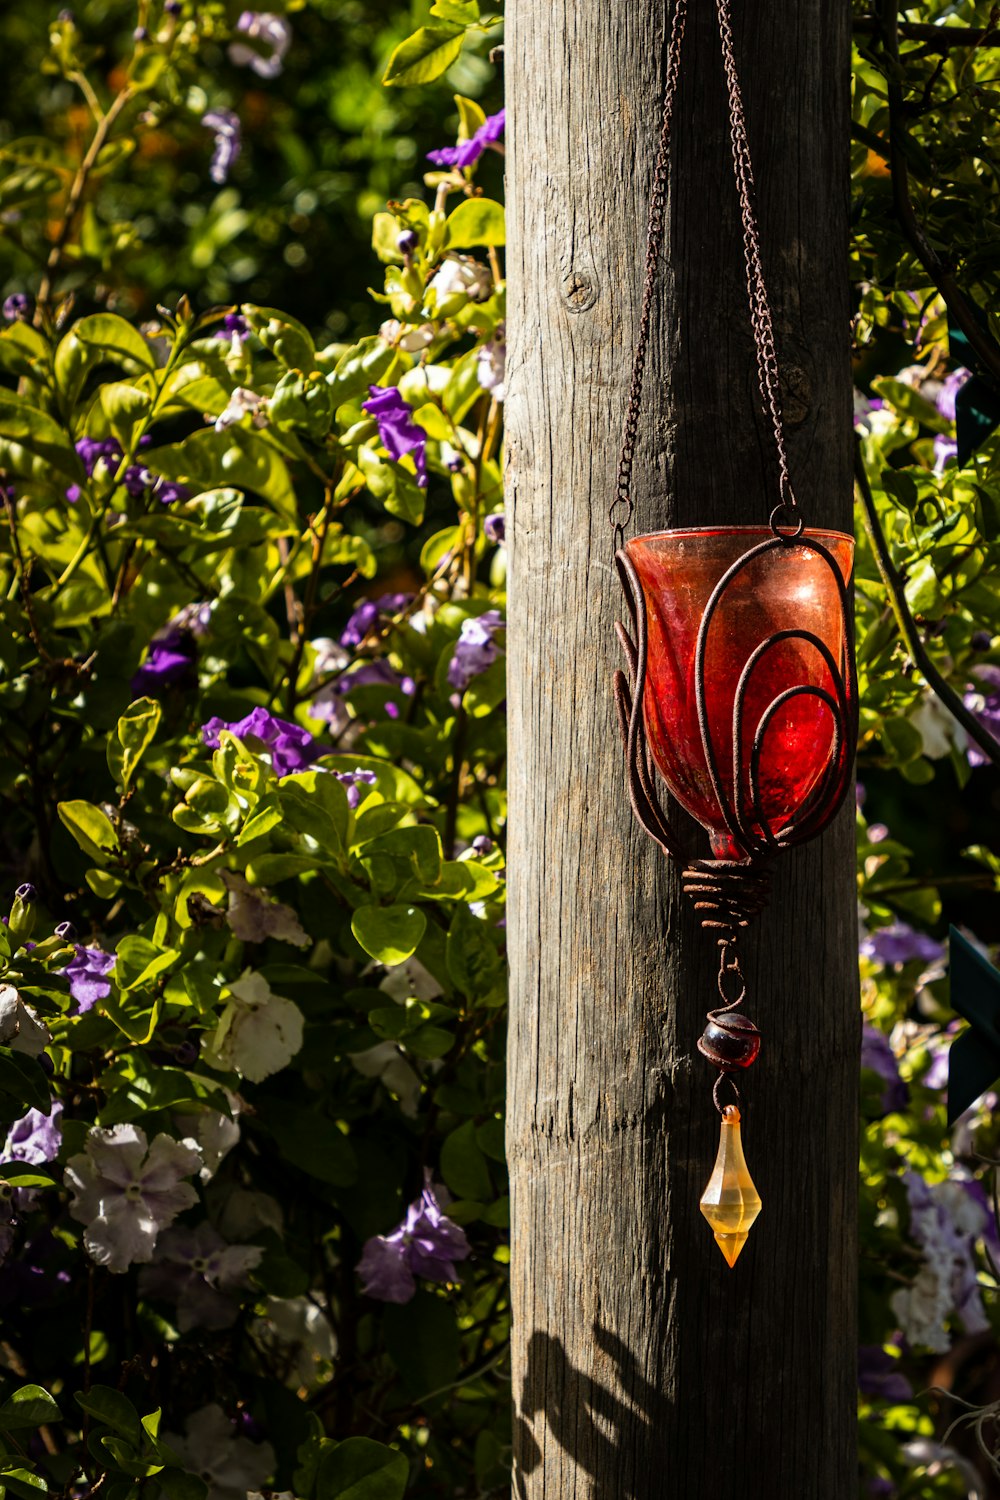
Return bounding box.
[936,367,971,423]
[62,945,116,1014]
[357,1175,471,1303]
[447,609,504,692]
[4,1103,63,1167]
[132,627,197,697]
[202,706,322,778]
[334,768,378,810]
[933,433,957,473]
[202,108,241,186]
[860,922,945,968]
[3,293,31,323]
[215,312,250,343]
[484,512,505,545]
[427,108,505,170]
[964,665,1000,767]
[861,1023,908,1114]
[335,660,415,696]
[228,11,291,78]
[340,592,412,649]
[362,386,427,488]
[858,1345,912,1402]
[151,477,191,506]
[138,1222,262,1331]
[472,834,493,855]
[76,435,122,477]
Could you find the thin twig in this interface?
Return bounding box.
[854,439,1000,770]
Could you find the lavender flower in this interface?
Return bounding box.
[228,11,291,78]
[2,293,31,323]
[860,922,945,968]
[164,1404,274,1500]
[65,1125,202,1273]
[861,1023,907,1114]
[202,706,322,778]
[4,1103,62,1166]
[131,627,197,697]
[202,108,242,186]
[152,477,191,506]
[891,1169,989,1351]
[447,609,504,692]
[936,367,971,423]
[334,768,378,810]
[357,1174,470,1303]
[362,386,427,488]
[964,665,1000,767]
[484,512,505,545]
[340,591,412,649]
[61,945,116,1014]
[427,108,505,170]
[858,1345,913,1403]
[138,1222,262,1331]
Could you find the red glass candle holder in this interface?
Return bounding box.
[618,527,855,862]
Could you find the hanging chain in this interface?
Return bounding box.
[713,0,800,537]
[612,0,801,555]
[609,0,688,554]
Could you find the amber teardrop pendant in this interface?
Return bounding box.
[699,1104,761,1267]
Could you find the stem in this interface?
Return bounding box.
[37,85,135,313]
[854,439,1000,770]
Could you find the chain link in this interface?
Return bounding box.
[609,0,688,551]
[612,0,799,554]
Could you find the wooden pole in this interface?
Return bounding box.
[504,0,858,1495]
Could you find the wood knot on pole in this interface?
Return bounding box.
[561,269,599,313]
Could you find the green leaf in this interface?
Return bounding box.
[352,905,427,965]
[129,50,167,90]
[55,314,154,402]
[445,199,505,248]
[144,427,296,520]
[0,1051,50,1114]
[156,1473,208,1500]
[107,699,162,791]
[383,25,465,87]
[98,382,152,452]
[257,1103,358,1187]
[0,1386,62,1432]
[1,1467,48,1499]
[383,1292,461,1400]
[446,903,503,1000]
[328,336,395,409]
[0,392,77,478]
[440,1119,493,1199]
[57,800,120,865]
[74,1387,142,1443]
[431,0,480,21]
[316,1437,408,1500]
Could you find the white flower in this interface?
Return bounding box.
[164,1403,274,1500]
[380,318,435,352]
[220,871,310,948]
[425,256,492,317]
[908,692,966,760]
[0,984,51,1058]
[214,387,269,432]
[174,1102,241,1182]
[64,1125,202,1273]
[377,956,444,1004]
[203,970,304,1083]
[476,338,505,401]
[350,1040,421,1117]
[249,1295,336,1389]
[890,1264,951,1354]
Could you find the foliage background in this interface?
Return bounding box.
[3,1,1000,1498]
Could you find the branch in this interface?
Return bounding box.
[875,0,1000,387]
[854,16,1000,51]
[853,439,1000,771]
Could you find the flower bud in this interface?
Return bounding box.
[9,885,36,945]
[54,921,76,942]
[396,229,418,255]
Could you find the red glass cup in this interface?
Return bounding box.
[624,527,855,861]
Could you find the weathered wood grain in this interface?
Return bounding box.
[504,1,858,1496]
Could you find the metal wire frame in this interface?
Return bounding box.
[614,535,857,868]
